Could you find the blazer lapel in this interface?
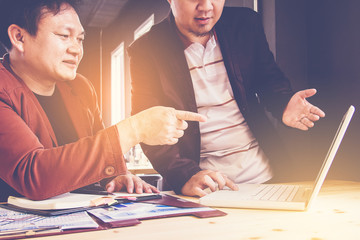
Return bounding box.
[154,16,198,113]
[215,15,248,113]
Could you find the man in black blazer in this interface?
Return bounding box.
[128,0,325,197]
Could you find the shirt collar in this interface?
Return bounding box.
[1,54,18,79]
[1,53,10,70]
[176,28,217,50]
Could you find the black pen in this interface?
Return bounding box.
[134,194,162,201]
[115,194,162,202]
[70,189,113,195]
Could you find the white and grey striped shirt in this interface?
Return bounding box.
[184,34,272,184]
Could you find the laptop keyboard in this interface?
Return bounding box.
[252,184,299,201]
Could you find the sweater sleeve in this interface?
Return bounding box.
[0,73,127,200]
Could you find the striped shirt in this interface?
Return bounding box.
[183,34,272,184]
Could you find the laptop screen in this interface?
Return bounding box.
[307,105,355,209]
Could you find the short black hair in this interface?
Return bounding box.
[0,0,82,51]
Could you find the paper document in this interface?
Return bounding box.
[88,202,214,222]
[0,206,98,232]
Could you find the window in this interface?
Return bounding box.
[110,42,125,125]
[134,14,154,40]
[254,0,258,12]
[127,15,156,172]
[225,0,257,10]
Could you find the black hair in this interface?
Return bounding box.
[0,0,82,51]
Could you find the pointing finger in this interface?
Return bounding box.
[175,110,207,122]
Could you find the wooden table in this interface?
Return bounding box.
[34,180,360,240]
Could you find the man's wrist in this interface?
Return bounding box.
[129,115,142,143]
[115,117,140,153]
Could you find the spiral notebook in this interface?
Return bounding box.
[200,105,355,211]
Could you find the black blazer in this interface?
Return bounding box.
[128,7,294,194]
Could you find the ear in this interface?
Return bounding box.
[7,24,26,52]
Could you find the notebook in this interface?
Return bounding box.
[6,192,162,215]
[7,192,112,210]
[200,105,355,211]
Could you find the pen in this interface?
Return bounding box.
[115,194,162,202]
[71,189,113,195]
[134,194,163,201]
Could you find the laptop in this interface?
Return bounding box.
[199,105,355,211]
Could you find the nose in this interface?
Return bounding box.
[68,38,83,56]
[197,0,213,12]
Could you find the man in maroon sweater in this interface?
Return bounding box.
[0,0,205,201]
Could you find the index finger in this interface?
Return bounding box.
[209,172,226,190]
[175,110,207,122]
[125,175,135,194]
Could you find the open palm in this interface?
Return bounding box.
[282,89,325,130]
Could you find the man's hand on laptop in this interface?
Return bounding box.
[181,170,239,197]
